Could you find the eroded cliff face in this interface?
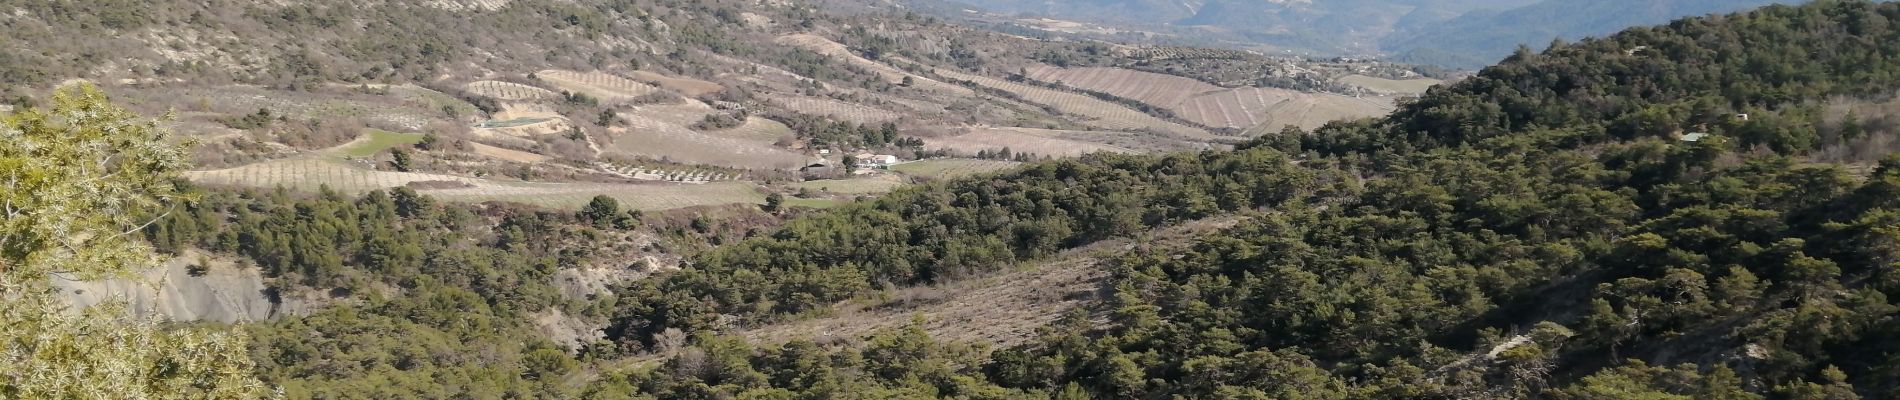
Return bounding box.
[51,249,309,323]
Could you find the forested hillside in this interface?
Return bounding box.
[586,1,1900,398]
[15,0,1900,398]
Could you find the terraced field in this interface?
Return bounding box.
[185,157,488,193]
[1177,87,1393,131]
[465,80,558,101]
[934,68,1213,139]
[610,112,810,170]
[1021,66,1396,131]
[184,157,761,210]
[536,70,659,102]
[767,95,900,124]
[926,127,1134,158]
[1025,65,1219,109]
[627,71,723,97]
[597,162,743,183]
[774,34,973,96]
[1337,74,1442,94]
[890,159,1021,179]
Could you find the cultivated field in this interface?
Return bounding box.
[791,174,907,194]
[934,68,1214,139]
[597,162,744,183]
[465,80,559,101]
[925,127,1135,158]
[626,71,723,97]
[775,34,973,96]
[1021,66,1396,131]
[625,100,717,126]
[121,85,436,131]
[707,117,795,143]
[473,117,571,139]
[184,157,761,210]
[470,142,551,163]
[1176,87,1393,130]
[536,70,659,102]
[766,94,900,124]
[609,112,811,170]
[1337,74,1442,94]
[185,157,488,193]
[889,159,1020,179]
[1025,65,1219,109]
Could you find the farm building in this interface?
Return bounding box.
[800,162,835,176]
[855,154,899,168]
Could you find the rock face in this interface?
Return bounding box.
[50,250,289,323]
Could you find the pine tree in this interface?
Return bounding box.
[579,195,621,227]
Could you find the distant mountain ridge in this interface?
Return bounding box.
[1385,0,1793,67]
[925,0,1799,67]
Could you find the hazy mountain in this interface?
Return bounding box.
[937,0,1538,54]
[925,0,1798,68]
[1384,0,1795,68]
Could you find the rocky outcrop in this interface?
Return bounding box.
[50,250,306,323]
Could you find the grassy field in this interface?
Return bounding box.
[890,159,1020,179]
[333,130,424,157]
[707,117,795,143]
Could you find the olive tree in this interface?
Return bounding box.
[0,84,271,397]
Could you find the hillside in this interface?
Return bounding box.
[597,1,1900,398]
[15,0,1900,398]
[0,0,1425,215]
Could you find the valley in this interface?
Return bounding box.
[8,0,1900,399]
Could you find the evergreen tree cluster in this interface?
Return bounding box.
[592,2,1900,398]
